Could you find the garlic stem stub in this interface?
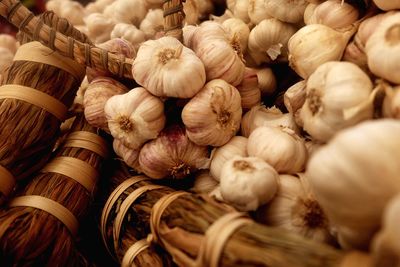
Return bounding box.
[138,125,209,179]
[182,79,242,147]
[132,36,206,98]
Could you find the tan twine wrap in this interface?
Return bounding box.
[0,165,15,198]
[0,85,68,121]
[121,238,151,267]
[64,131,109,158]
[8,195,79,236]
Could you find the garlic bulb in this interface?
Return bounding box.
[248,0,271,25]
[189,21,245,86]
[241,105,300,137]
[373,0,400,10]
[0,34,18,54]
[247,126,307,174]
[182,79,242,147]
[284,80,306,114]
[83,77,128,131]
[264,0,308,23]
[288,24,355,79]
[305,0,359,30]
[304,139,322,157]
[306,119,400,249]
[113,139,141,173]
[236,68,261,110]
[228,0,250,23]
[342,41,368,72]
[222,18,250,53]
[256,68,277,96]
[366,12,400,84]
[138,125,209,179]
[383,84,400,119]
[210,136,248,181]
[220,156,279,211]
[84,13,115,44]
[139,9,164,39]
[132,36,206,98]
[104,87,166,149]
[300,61,375,142]
[59,1,86,26]
[256,174,332,243]
[248,19,297,64]
[182,24,198,48]
[354,12,392,49]
[372,194,400,267]
[103,0,148,26]
[45,0,64,15]
[85,0,114,14]
[191,170,219,194]
[0,47,13,73]
[111,24,146,49]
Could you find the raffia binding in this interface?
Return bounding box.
[8,195,79,236]
[41,156,98,193]
[13,41,85,81]
[0,85,68,121]
[64,131,109,158]
[0,165,15,198]
[121,239,150,267]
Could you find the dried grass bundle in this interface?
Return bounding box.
[102,166,372,267]
[0,114,109,266]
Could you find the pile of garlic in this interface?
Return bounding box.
[59,0,400,259]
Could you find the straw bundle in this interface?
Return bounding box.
[102,167,372,267]
[0,114,109,266]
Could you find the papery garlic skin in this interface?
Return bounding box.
[83,77,128,132]
[113,138,142,173]
[111,23,146,49]
[138,125,209,179]
[366,12,400,84]
[241,105,300,137]
[288,24,355,79]
[132,36,206,98]
[264,0,308,23]
[300,61,374,142]
[222,18,250,53]
[104,87,166,150]
[182,79,242,147]
[372,194,400,267]
[248,0,271,25]
[256,174,332,243]
[306,119,400,249]
[248,18,297,64]
[220,156,279,211]
[139,9,164,39]
[210,136,248,181]
[189,21,245,86]
[191,170,219,194]
[247,126,307,174]
[373,0,400,11]
[284,80,307,115]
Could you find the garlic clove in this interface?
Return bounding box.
[220,156,279,211]
[182,79,242,147]
[132,36,206,98]
[247,126,307,174]
[210,136,248,181]
[138,125,209,179]
[104,87,166,150]
[236,68,262,110]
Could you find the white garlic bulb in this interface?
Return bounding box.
[256,68,277,96]
[248,0,271,25]
[139,9,164,39]
[300,61,375,142]
[138,125,209,179]
[256,174,332,243]
[210,136,248,181]
[85,0,114,14]
[236,68,261,110]
[104,87,166,150]
[222,18,250,53]
[182,79,242,147]
[241,105,300,137]
[383,83,400,119]
[84,13,115,44]
[373,0,400,10]
[372,194,400,267]
[247,126,307,174]
[228,0,250,23]
[113,139,142,173]
[189,21,245,86]
[248,18,297,64]
[288,24,355,79]
[220,156,279,211]
[59,1,87,26]
[264,0,308,23]
[45,0,64,14]
[83,77,128,132]
[191,170,219,194]
[366,12,400,84]
[132,36,206,98]
[284,80,307,114]
[306,119,400,249]
[182,24,198,48]
[103,0,148,26]
[111,23,146,50]
[0,34,18,54]
[305,0,359,30]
